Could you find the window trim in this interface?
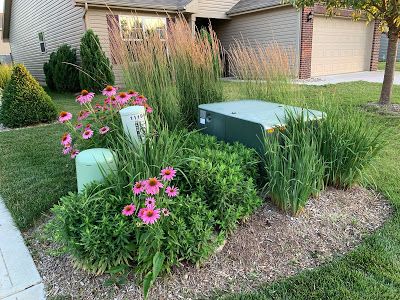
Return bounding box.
[118,15,167,42]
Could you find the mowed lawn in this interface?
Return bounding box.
[0,82,400,299]
[378,61,400,71]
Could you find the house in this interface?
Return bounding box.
[0,13,11,64]
[379,33,400,62]
[2,0,381,86]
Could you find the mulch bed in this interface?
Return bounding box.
[364,102,400,116]
[24,187,392,300]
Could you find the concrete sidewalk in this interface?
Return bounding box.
[0,198,45,300]
[296,71,400,86]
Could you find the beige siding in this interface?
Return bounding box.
[86,8,171,87]
[187,0,239,19]
[214,6,301,71]
[9,0,85,84]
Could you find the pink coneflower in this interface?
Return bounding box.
[58,111,72,123]
[75,123,83,130]
[145,197,156,209]
[144,104,153,113]
[139,208,161,225]
[76,90,95,105]
[99,126,110,135]
[70,149,80,159]
[132,181,145,195]
[77,110,90,121]
[161,208,170,217]
[102,85,117,97]
[135,95,147,105]
[144,177,164,195]
[61,133,72,146]
[122,204,136,216]
[128,90,139,98]
[116,92,131,105]
[63,146,72,155]
[138,208,145,218]
[166,186,179,198]
[82,129,94,140]
[160,167,176,181]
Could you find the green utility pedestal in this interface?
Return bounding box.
[75,148,117,192]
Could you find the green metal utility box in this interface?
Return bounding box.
[75,148,117,192]
[198,100,324,153]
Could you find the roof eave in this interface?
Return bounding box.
[75,1,187,13]
[227,4,291,17]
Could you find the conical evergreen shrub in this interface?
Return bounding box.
[79,29,115,92]
[44,44,80,92]
[0,64,57,128]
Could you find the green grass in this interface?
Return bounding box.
[1,83,400,298]
[378,61,400,71]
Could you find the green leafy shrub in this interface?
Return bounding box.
[49,172,221,294]
[0,64,12,89]
[316,106,384,189]
[183,133,262,232]
[0,64,57,128]
[43,44,80,92]
[80,29,114,92]
[49,186,137,274]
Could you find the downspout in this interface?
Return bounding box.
[82,1,89,30]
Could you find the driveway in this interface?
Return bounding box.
[296,71,400,86]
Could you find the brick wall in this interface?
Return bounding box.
[299,7,314,79]
[370,21,381,71]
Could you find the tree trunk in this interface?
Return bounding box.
[379,29,399,105]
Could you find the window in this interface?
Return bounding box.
[119,15,167,41]
[38,32,46,53]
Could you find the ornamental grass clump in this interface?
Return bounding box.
[109,15,224,129]
[228,40,298,103]
[316,106,384,189]
[262,110,325,215]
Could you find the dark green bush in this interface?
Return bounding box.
[79,29,115,92]
[184,132,262,232]
[44,44,80,92]
[0,64,57,128]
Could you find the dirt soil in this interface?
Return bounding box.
[365,102,400,115]
[24,187,392,300]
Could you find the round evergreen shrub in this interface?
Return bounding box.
[0,64,57,128]
[79,29,115,92]
[44,44,80,92]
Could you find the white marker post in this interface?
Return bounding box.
[119,106,148,145]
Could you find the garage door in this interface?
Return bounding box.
[311,16,374,76]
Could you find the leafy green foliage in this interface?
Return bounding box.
[48,185,137,274]
[79,29,114,92]
[0,64,57,128]
[43,44,80,92]
[184,133,262,232]
[0,64,12,89]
